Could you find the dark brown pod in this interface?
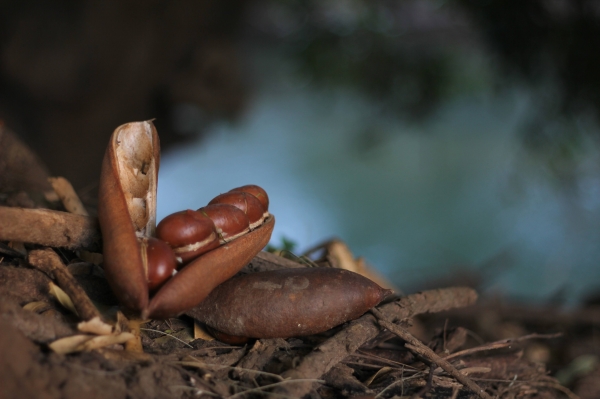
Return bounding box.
[198,204,250,243]
[187,268,389,339]
[229,185,269,216]
[156,209,220,264]
[141,237,177,291]
[208,192,266,229]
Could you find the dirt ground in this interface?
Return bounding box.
[1,248,598,399]
[1,123,598,399]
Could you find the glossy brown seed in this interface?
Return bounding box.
[156,209,220,265]
[141,237,177,291]
[198,204,250,243]
[187,268,389,339]
[146,215,275,319]
[229,185,269,215]
[208,192,265,229]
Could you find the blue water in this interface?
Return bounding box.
[157,52,600,305]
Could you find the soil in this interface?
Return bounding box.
[0,123,597,399]
[1,250,597,399]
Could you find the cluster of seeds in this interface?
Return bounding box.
[140,185,269,290]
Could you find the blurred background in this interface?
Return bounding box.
[2,0,600,305]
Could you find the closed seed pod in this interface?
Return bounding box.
[98,120,275,318]
[229,185,269,217]
[156,209,220,265]
[208,191,266,229]
[186,268,389,339]
[198,204,250,243]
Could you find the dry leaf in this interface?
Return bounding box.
[78,316,113,336]
[319,240,397,290]
[23,301,53,313]
[48,332,134,354]
[49,335,94,354]
[48,281,78,316]
[80,332,135,351]
[194,321,215,341]
[364,366,395,386]
[115,311,130,334]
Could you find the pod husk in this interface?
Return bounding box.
[98,120,275,318]
[98,121,159,312]
[187,268,389,339]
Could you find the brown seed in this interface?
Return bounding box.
[156,209,220,265]
[198,204,250,243]
[229,185,269,215]
[208,192,266,229]
[141,237,177,291]
[146,215,275,319]
[187,268,389,339]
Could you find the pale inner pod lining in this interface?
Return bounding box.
[114,121,157,237]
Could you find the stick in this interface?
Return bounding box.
[0,206,101,250]
[48,176,89,216]
[28,248,101,321]
[371,307,492,399]
[276,287,478,398]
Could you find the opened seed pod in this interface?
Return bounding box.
[98,121,275,318]
[187,268,390,341]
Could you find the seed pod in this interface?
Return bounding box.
[229,185,269,216]
[209,192,265,229]
[98,120,275,318]
[98,121,159,312]
[156,209,220,265]
[141,237,177,291]
[187,268,389,339]
[198,204,250,243]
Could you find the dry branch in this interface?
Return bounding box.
[48,177,89,216]
[0,206,101,251]
[276,286,478,398]
[28,248,101,321]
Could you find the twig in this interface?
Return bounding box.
[444,332,563,361]
[48,176,89,216]
[228,379,325,399]
[275,287,478,398]
[140,328,193,348]
[371,307,492,399]
[177,359,284,381]
[168,386,221,397]
[0,206,101,250]
[28,248,101,321]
